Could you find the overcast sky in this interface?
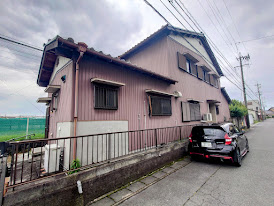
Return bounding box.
[0,0,273,116]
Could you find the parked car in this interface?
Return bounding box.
[188,123,249,166]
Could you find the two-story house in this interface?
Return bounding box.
[37,25,231,140]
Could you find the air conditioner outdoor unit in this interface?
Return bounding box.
[203,113,213,122]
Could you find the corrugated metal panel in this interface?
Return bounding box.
[48,62,74,138]
[123,36,169,77]
[166,37,230,121]
[78,56,177,131]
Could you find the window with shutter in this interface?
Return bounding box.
[197,66,204,80]
[177,52,187,71]
[149,95,172,116]
[94,84,118,109]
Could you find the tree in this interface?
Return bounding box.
[229,99,248,128]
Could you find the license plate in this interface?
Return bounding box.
[201,142,212,148]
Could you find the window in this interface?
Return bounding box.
[204,71,209,83]
[182,101,201,122]
[94,84,118,109]
[186,59,191,73]
[149,95,172,116]
[216,106,219,115]
[52,92,59,111]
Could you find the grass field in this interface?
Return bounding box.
[0,133,45,142]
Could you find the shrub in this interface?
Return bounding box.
[68,159,81,174]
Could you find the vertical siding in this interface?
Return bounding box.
[78,56,176,131]
[124,36,169,77]
[48,62,74,138]
[166,37,230,122]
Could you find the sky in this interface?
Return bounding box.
[0,0,273,116]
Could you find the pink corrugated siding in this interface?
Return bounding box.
[78,56,177,131]
[123,35,230,123]
[48,62,74,138]
[124,36,169,77]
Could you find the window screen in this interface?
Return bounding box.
[94,84,118,109]
[149,95,172,116]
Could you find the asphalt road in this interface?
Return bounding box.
[120,119,274,206]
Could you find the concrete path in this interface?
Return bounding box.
[88,119,274,206]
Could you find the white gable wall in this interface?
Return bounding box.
[49,56,72,84]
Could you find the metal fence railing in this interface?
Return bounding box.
[7,124,197,189]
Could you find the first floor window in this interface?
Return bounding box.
[182,101,201,122]
[94,84,118,109]
[149,95,172,116]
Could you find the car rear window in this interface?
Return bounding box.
[192,127,225,137]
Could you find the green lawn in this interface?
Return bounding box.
[0,133,45,142]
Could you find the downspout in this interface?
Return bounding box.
[73,42,87,160]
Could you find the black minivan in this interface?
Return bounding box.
[188,123,249,166]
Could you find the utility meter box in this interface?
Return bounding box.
[44,144,61,173]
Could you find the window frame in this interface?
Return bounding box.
[94,83,119,110]
[182,101,201,122]
[148,95,172,116]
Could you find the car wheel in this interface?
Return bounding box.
[233,148,242,167]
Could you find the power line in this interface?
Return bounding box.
[0,35,43,52]
[144,0,243,91]
[144,0,258,103]
[176,0,258,99]
[0,78,44,115]
[205,0,238,54]
[237,34,274,43]
[172,0,244,88]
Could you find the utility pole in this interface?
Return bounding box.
[237,53,250,128]
[256,83,263,120]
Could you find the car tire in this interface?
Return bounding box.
[233,148,242,167]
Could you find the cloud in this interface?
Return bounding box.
[0,0,273,116]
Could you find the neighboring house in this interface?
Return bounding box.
[37,25,231,140]
[266,109,274,118]
[269,107,274,112]
[247,100,261,121]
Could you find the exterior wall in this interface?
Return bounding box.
[168,35,217,74]
[77,56,177,132]
[247,100,260,121]
[167,36,230,122]
[49,56,71,84]
[48,61,74,139]
[47,35,230,138]
[123,36,169,77]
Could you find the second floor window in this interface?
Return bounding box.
[186,59,191,73]
[94,84,118,110]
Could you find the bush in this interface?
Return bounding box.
[68,159,81,174]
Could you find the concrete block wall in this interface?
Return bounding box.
[3,140,188,206]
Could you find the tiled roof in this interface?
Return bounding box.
[120,25,223,76]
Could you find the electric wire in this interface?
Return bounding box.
[144,0,258,103]
[175,0,259,100]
